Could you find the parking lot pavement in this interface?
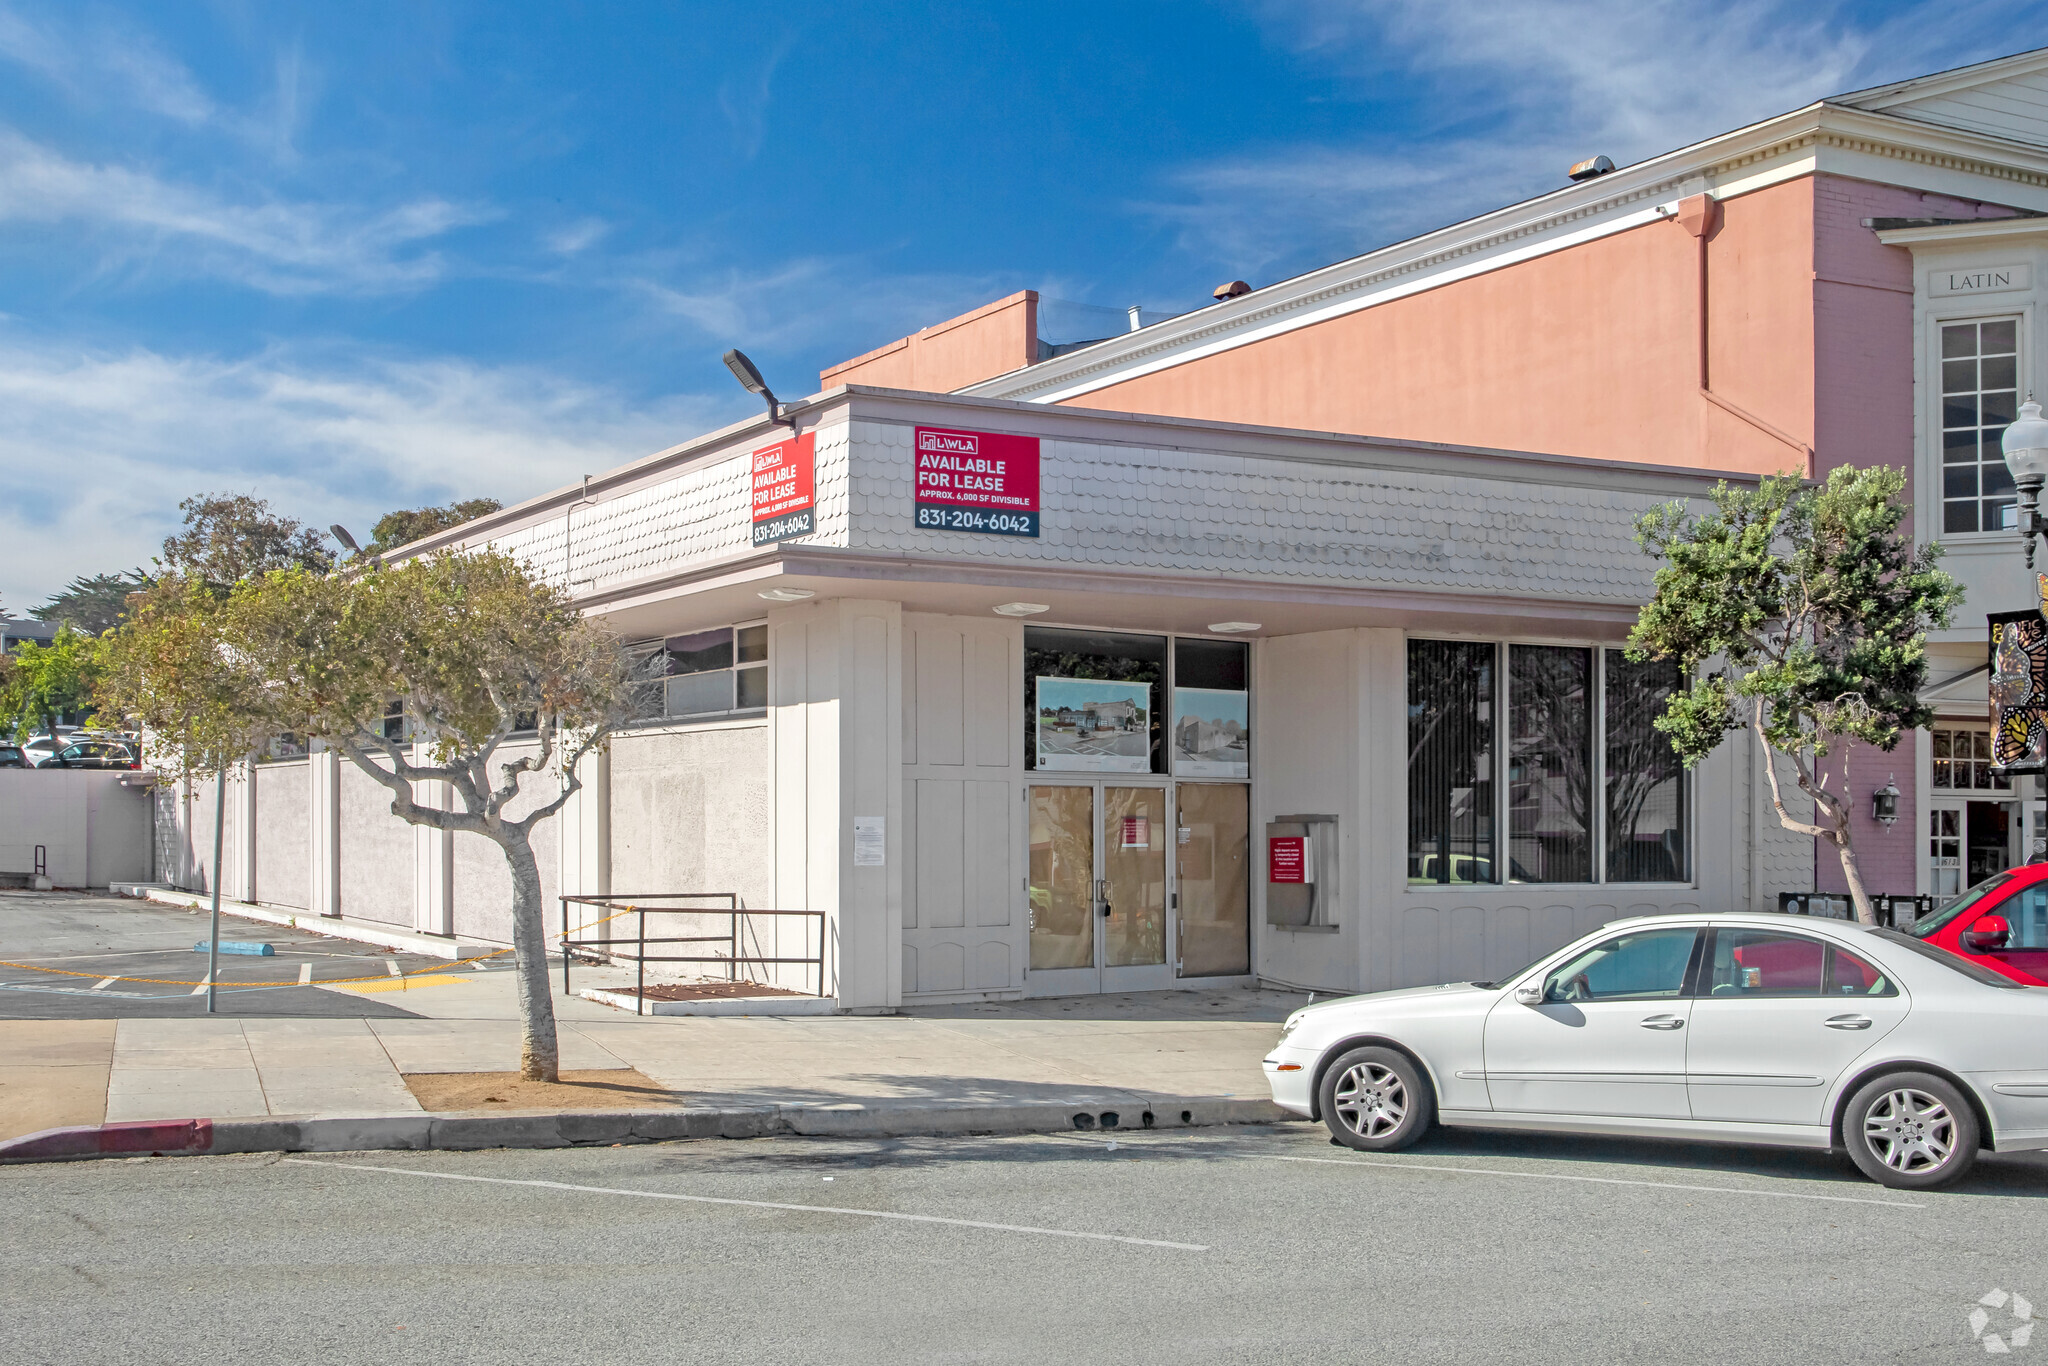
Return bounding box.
[0,891,484,1019]
[7,1122,2048,1365]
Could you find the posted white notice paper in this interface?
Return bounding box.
[853,816,886,867]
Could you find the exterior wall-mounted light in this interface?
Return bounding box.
[723,348,798,431]
[758,587,815,603]
[993,602,1050,617]
[1206,621,1261,633]
[1873,774,1901,828]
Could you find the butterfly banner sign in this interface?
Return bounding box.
[1989,576,2048,775]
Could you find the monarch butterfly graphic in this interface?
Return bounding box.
[1989,574,2048,772]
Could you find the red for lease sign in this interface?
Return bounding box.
[913,426,1040,537]
[751,432,815,546]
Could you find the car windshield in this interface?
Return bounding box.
[1906,872,2017,939]
[1868,927,2029,988]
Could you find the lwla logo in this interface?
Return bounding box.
[1971,1289,2035,1354]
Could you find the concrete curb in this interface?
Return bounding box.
[0,1098,1295,1164]
[577,987,842,1017]
[134,888,496,961]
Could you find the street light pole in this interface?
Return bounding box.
[2000,401,2048,861]
[206,766,224,1013]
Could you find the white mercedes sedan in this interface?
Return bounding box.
[1263,911,2048,1189]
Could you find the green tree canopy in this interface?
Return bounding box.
[160,492,335,587]
[31,570,153,637]
[368,498,504,555]
[1628,465,1963,923]
[0,625,102,741]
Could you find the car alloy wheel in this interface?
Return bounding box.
[1843,1070,1979,1190]
[1335,1062,1407,1140]
[1865,1088,1955,1174]
[1317,1045,1434,1152]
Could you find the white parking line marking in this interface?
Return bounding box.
[189,981,208,996]
[283,1159,1209,1250]
[1268,1154,1922,1208]
[91,977,115,990]
[469,960,487,971]
[299,964,313,985]
[385,960,402,977]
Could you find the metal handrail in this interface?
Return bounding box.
[557,893,828,1014]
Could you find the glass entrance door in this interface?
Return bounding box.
[1176,784,1250,976]
[1028,783,1173,994]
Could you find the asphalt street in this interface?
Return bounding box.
[8,1122,2048,1364]
[0,891,493,1019]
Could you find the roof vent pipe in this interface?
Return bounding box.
[1127,305,1143,332]
[1212,280,1252,302]
[1567,155,1615,182]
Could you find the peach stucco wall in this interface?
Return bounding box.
[1062,177,1826,478]
[821,290,1038,394]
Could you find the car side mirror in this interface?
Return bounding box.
[1961,913,2013,954]
[1513,981,1545,1006]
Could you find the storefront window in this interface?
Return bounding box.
[642,624,768,720]
[1932,727,2009,791]
[1408,640,1497,885]
[1025,627,1166,773]
[1508,645,1591,883]
[1940,317,2019,535]
[1172,638,1249,778]
[1604,651,1689,883]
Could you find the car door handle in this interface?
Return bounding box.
[1825,1014,1873,1030]
[1639,1015,1685,1030]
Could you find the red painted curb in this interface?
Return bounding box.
[0,1118,213,1161]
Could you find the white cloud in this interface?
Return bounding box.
[631,254,1016,364]
[1154,0,2031,273]
[546,216,611,256]
[0,130,489,293]
[0,340,735,608]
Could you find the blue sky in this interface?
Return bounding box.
[0,0,2033,608]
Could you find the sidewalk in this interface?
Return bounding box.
[0,969,1305,1155]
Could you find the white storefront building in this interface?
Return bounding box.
[162,388,1809,1008]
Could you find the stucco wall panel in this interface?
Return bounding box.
[339,760,415,926]
[253,761,309,910]
[609,724,772,908]
[1058,182,1814,476]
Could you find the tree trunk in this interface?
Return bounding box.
[1833,834,1877,926]
[499,831,561,1081]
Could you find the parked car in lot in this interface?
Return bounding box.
[40,739,139,769]
[1906,866,2048,986]
[0,742,23,768]
[1265,911,2048,1190]
[17,729,78,767]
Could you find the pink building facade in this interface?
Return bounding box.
[826,48,2048,911]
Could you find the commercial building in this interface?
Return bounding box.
[160,46,2048,1006]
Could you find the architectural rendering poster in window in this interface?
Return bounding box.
[1034,677,1152,773]
[1172,687,1249,777]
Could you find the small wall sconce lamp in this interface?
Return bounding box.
[1873,775,1901,828]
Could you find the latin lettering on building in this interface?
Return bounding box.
[1930,263,2031,297]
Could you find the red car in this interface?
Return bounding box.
[1908,863,2048,986]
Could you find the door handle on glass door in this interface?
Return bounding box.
[1639,1015,1685,1030]
[1824,1014,1873,1030]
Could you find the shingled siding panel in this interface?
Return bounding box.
[843,420,1672,606]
